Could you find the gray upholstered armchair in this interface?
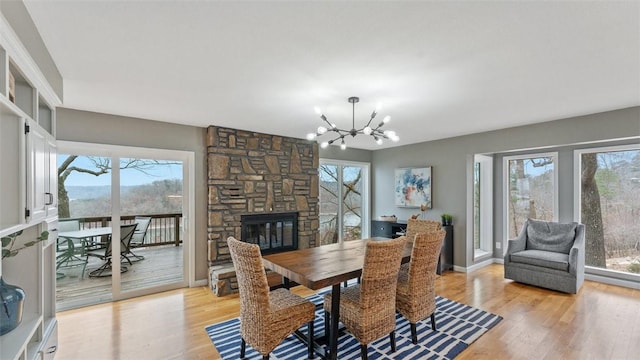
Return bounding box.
[504,219,585,294]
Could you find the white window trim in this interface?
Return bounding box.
[319,159,371,241]
[473,154,493,260]
[573,143,640,281]
[502,152,559,255]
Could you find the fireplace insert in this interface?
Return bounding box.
[240,212,298,254]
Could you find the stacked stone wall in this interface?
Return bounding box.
[206,126,319,295]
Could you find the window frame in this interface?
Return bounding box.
[502,152,559,254]
[318,159,370,243]
[573,143,640,281]
[473,154,493,259]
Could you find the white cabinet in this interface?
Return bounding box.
[1,14,61,360]
[27,120,57,222]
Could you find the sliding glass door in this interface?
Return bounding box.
[55,142,193,310]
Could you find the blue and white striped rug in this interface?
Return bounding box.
[206,292,502,359]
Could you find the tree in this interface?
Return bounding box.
[57,156,179,218]
[318,165,362,243]
[581,153,606,267]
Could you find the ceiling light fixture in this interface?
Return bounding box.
[306,96,399,150]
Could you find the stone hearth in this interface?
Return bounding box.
[206,126,319,296]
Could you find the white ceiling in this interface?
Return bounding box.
[23,1,640,150]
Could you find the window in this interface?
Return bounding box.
[473,154,493,258]
[319,160,370,244]
[503,153,558,249]
[575,145,640,276]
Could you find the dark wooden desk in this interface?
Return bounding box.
[262,238,412,360]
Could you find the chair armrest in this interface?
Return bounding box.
[504,223,528,263]
[568,224,585,276]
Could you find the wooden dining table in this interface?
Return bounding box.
[262,237,413,360]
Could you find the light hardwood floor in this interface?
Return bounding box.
[56,264,640,359]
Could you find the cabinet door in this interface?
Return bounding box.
[0,115,26,232]
[27,121,47,221]
[45,136,57,216]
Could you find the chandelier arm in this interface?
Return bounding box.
[310,96,398,147]
[320,115,334,129]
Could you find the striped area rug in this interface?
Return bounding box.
[206,292,502,359]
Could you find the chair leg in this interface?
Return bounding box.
[240,338,246,358]
[410,323,418,344]
[324,311,330,341]
[431,312,437,331]
[129,250,145,262]
[389,331,396,352]
[262,355,269,360]
[360,344,369,360]
[307,320,314,359]
[360,344,368,360]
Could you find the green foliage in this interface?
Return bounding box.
[1,230,49,259]
[594,168,619,200]
[628,261,640,274]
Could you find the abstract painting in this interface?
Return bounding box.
[395,167,432,208]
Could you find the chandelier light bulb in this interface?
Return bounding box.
[391,135,400,142]
[376,138,383,145]
[306,133,316,140]
[363,126,372,135]
[314,106,322,115]
[383,115,391,123]
[320,141,329,148]
[376,102,383,112]
[317,126,327,134]
[340,141,347,150]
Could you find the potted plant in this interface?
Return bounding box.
[441,214,453,226]
[1,230,49,335]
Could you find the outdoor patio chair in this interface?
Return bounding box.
[87,224,137,277]
[227,236,316,360]
[56,220,89,278]
[127,216,152,261]
[396,230,446,344]
[324,237,406,360]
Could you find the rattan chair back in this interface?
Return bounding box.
[405,219,441,242]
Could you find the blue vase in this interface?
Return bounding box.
[0,276,25,336]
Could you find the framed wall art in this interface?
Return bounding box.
[395,166,432,208]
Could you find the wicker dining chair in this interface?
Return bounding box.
[396,229,446,344]
[227,237,316,360]
[323,237,406,360]
[404,219,441,242]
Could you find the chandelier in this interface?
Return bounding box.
[306,96,399,150]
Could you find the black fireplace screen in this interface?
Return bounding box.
[240,212,298,254]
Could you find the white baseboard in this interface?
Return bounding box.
[193,279,208,287]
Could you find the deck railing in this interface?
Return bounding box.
[60,213,183,247]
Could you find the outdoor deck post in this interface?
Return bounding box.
[174,214,180,246]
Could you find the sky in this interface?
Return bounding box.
[58,155,183,186]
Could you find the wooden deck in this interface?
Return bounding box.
[56,245,183,310]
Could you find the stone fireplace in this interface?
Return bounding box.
[207,125,319,296]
